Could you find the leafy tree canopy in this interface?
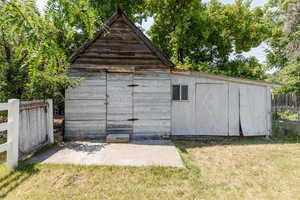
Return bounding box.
[0,0,83,103]
[265,0,300,93]
[146,0,271,79]
[0,0,284,105]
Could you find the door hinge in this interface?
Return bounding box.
[128,84,139,87]
[128,118,139,121]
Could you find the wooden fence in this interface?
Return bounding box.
[0,99,54,168]
[272,93,300,112]
[19,100,54,157]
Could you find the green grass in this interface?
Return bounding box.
[0,138,300,200]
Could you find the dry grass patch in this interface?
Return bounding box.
[0,138,299,200]
[0,163,205,200]
[176,138,300,200]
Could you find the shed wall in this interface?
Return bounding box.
[171,74,271,136]
[65,69,107,139]
[65,69,171,139]
[133,69,171,137]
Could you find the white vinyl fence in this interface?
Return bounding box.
[0,99,19,168]
[0,99,54,168]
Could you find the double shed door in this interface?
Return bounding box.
[106,72,134,134]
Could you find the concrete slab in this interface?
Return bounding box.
[27,140,184,168]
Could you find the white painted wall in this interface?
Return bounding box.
[171,74,272,136]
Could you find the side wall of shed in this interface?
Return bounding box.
[171,74,272,136]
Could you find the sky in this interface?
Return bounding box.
[36,0,269,63]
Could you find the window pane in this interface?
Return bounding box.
[172,85,180,100]
[181,85,188,100]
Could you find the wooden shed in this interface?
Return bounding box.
[65,9,277,140]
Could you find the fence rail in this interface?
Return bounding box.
[0,99,54,168]
[0,99,19,168]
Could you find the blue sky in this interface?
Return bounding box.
[36,0,269,63]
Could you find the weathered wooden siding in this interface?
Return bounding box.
[133,69,171,137]
[107,73,133,134]
[65,12,172,139]
[65,70,171,138]
[72,16,167,70]
[65,69,106,139]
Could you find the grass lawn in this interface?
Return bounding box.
[0,138,300,200]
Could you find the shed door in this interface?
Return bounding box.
[106,73,133,134]
[195,83,229,135]
[240,85,267,136]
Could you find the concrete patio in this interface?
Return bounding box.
[27,140,184,168]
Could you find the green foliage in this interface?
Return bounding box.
[265,0,300,93]
[273,110,299,121]
[0,0,283,106]
[270,61,300,94]
[175,55,267,80]
[45,0,103,56]
[147,0,271,79]
[0,0,87,103]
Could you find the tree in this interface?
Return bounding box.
[265,0,300,93]
[0,0,82,103]
[45,0,148,55]
[147,0,271,80]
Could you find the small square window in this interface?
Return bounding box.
[172,85,180,100]
[172,85,188,101]
[181,85,188,100]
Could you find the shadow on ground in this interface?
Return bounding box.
[0,163,39,198]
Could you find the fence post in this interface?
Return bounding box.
[7,99,19,168]
[47,99,54,144]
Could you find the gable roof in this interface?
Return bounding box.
[68,9,174,67]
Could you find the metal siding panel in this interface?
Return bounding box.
[195,83,229,135]
[266,87,272,136]
[171,76,196,135]
[240,85,267,136]
[228,83,240,136]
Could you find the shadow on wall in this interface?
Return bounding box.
[0,163,39,198]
